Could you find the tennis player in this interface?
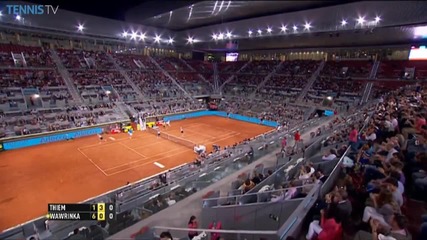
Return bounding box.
[157,129,160,137]
[180,127,184,134]
[166,120,171,127]
[98,134,104,144]
[128,129,133,139]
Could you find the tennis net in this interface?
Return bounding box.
[147,127,196,149]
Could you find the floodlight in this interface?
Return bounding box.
[357,16,365,24]
[280,25,287,32]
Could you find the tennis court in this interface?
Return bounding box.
[0,116,273,231]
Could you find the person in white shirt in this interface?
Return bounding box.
[364,127,377,142]
[322,149,337,161]
[299,165,315,181]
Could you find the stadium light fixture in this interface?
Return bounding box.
[168,38,174,44]
[304,22,311,30]
[293,25,298,31]
[77,24,84,32]
[130,31,137,40]
[357,16,365,24]
[257,29,262,34]
[226,32,232,38]
[139,33,146,41]
[187,37,194,44]
[341,20,347,26]
[267,27,272,33]
[0,11,3,17]
[280,25,287,32]
[212,34,218,40]
[154,35,161,43]
[218,33,224,40]
[122,31,128,37]
[16,15,21,20]
[374,16,381,23]
[248,30,253,35]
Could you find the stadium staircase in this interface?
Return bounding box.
[106,53,145,100]
[219,60,253,93]
[360,60,380,104]
[296,60,325,102]
[116,101,138,118]
[213,62,220,94]
[148,56,193,99]
[250,61,285,98]
[49,49,84,104]
[179,58,214,92]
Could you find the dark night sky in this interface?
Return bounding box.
[23,0,201,20]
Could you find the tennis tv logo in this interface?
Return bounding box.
[5,4,59,15]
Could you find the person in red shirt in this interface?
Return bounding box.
[281,137,287,151]
[306,204,342,240]
[293,131,302,153]
[188,216,198,239]
[348,125,359,151]
[294,131,301,142]
[402,114,426,139]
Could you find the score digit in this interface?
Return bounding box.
[97,203,105,212]
[91,213,97,220]
[98,212,105,221]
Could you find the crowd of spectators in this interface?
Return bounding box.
[275,60,319,75]
[320,60,373,79]
[0,44,54,68]
[0,69,64,88]
[113,53,157,70]
[128,98,205,117]
[57,49,114,69]
[303,85,427,240]
[239,60,280,74]
[219,96,305,126]
[0,103,121,137]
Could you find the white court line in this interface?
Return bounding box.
[178,129,239,142]
[154,162,165,168]
[103,147,187,171]
[77,148,108,176]
[79,134,154,150]
[109,137,116,141]
[118,142,148,158]
[106,149,191,176]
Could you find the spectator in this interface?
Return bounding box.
[349,125,359,151]
[188,216,198,240]
[354,214,411,240]
[160,231,173,240]
[306,204,342,240]
[362,187,400,229]
[239,179,255,193]
[322,149,337,161]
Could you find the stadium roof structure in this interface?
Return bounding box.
[2,1,427,51]
[128,1,352,31]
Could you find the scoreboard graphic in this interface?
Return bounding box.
[47,203,116,221]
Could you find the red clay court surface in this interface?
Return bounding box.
[0,116,273,231]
